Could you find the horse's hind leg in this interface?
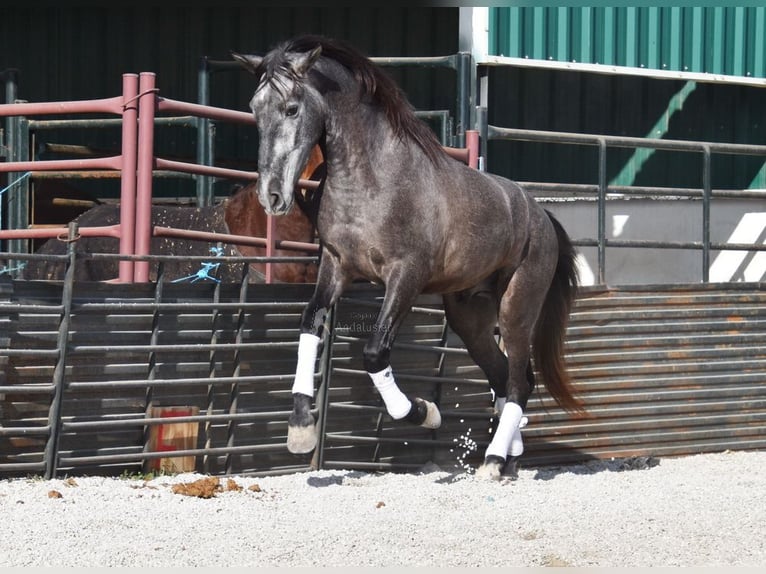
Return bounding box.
[443,288,508,411]
[476,242,558,481]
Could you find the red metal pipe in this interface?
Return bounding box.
[156,97,256,125]
[152,226,320,253]
[0,156,123,174]
[466,130,480,169]
[0,224,122,240]
[134,73,157,283]
[443,146,470,164]
[118,74,139,283]
[153,157,321,191]
[0,96,124,117]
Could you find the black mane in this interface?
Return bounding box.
[260,35,447,165]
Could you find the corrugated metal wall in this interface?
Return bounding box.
[489,6,766,78]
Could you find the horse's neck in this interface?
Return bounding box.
[323,103,398,189]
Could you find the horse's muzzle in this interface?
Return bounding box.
[258,182,293,216]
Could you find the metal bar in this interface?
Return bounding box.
[314,305,337,470]
[66,373,296,390]
[7,115,29,259]
[487,125,766,156]
[119,73,139,283]
[134,72,156,283]
[0,96,124,117]
[57,443,296,467]
[265,215,275,283]
[43,222,77,479]
[225,268,249,474]
[203,279,222,473]
[597,138,607,284]
[370,55,459,69]
[28,116,196,130]
[466,130,480,169]
[0,224,121,240]
[152,225,320,253]
[196,58,214,207]
[65,340,301,355]
[702,145,712,282]
[156,96,256,125]
[62,409,299,431]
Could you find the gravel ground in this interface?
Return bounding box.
[2,450,764,567]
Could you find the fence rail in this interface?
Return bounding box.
[478,114,766,284]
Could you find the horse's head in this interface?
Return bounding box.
[233,45,325,216]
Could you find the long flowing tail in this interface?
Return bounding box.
[532,211,584,413]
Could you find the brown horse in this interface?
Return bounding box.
[22,147,324,283]
[226,145,323,283]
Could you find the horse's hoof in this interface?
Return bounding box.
[287,424,317,454]
[502,455,521,480]
[405,398,442,429]
[475,455,505,481]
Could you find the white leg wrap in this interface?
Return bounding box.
[509,417,528,457]
[494,396,506,415]
[369,366,412,420]
[292,333,320,398]
[485,402,524,459]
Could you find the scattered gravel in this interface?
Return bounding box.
[2,450,764,567]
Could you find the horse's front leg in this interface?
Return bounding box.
[363,268,441,429]
[287,250,347,454]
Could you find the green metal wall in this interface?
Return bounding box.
[490,6,766,78]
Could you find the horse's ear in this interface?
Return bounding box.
[291,46,322,77]
[231,52,263,74]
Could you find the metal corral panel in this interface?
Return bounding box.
[2,279,764,477]
[0,278,318,477]
[490,6,766,78]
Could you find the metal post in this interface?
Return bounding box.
[265,215,275,283]
[455,52,474,148]
[119,74,139,283]
[702,145,711,282]
[196,58,214,207]
[313,305,337,471]
[7,109,30,262]
[466,129,480,169]
[597,138,607,285]
[43,221,77,479]
[134,72,156,283]
[475,106,488,171]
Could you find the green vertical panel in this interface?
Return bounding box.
[669,7,681,71]
[754,8,766,77]
[532,7,545,60]
[625,6,638,68]
[557,6,569,62]
[601,7,615,65]
[712,7,725,74]
[580,6,592,63]
[732,7,746,77]
[690,7,703,72]
[647,7,659,70]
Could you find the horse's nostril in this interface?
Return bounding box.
[269,193,282,211]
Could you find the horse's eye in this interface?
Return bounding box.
[285,104,299,117]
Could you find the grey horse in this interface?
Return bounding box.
[233,35,582,479]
